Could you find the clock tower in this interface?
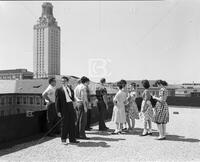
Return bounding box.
[33,2,60,78]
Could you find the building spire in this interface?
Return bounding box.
[36,2,57,27]
[42,2,53,17]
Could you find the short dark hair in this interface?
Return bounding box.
[61,76,69,81]
[162,80,168,86]
[49,77,55,84]
[142,79,150,89]
[131,82,136,87]
[155,80,168,86]
[81,76,90,84]
[117,81,123,89]
[100,78,106,84]
[117,79,127,89]
[120,79,127,88]
[155,80,162,86]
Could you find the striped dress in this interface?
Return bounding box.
[153,88,169,124]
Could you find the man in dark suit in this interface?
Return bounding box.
[96,78,109,131]
[55,76,79,144]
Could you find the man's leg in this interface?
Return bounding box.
[47,103,55,136]
[86,109,92,130]
[80,105,87,138]
[60,113,68,143]
[98,102,106,130]
[68,102,76,142]
[51,103,60,134]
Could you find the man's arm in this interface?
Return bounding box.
[102,89,109,109]
[42,92,52,104]
[80,87,88,112]
[42,88,52,103]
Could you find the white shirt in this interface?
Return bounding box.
[74,84,87,102]
[42,85,55,103]
[63,86,72,103]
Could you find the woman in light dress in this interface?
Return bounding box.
[111,80,127,134]
[140,80,153,136]
[153,80,169,140]
[125,82,139,132]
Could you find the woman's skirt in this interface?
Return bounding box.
[141,100,153,121]
[153,101,169,124]
[128,102,139,120]
[112,105,126,124]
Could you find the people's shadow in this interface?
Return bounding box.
[89,136,125,142]
[86,129,115,136]
[151,132,200,143]
[122,128,156,136]
[76,141,110,148]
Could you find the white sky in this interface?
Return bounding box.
[0,0,200,84]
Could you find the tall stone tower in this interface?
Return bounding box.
[33,2,60,78]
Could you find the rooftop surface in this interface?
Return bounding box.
[0,106,200,161]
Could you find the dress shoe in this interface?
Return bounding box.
[155,136,166,140]
[111,130,120,135]
[141,132,148,136]
[61,140,67,145]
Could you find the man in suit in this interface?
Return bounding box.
[96,78,109,131]
[55,76,79,144]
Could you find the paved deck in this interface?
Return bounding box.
[0,106,200,162]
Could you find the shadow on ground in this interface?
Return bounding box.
[0,134,57,157]
[151,133,200,143]
[90,136,125,142]
[76,141,110,148]
[87,127,200,143]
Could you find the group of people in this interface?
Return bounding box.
[111,79,169,140]
[42,76,109,144]
[42,76,170,145]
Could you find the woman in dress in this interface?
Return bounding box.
[125,82,139,131]
[153,80,169,140]
[140,80,153,136]
[111,80,127,134]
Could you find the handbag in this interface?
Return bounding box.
[150,95,157,108]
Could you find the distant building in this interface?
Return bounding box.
[0,78,116,117]
[0,69,33,80]
[175,88,200,97]
[33,2,60,79]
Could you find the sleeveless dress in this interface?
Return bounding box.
[141,89,153,121]
[153,88,169,124]
[125,91,139,120]
[112,90,126,124]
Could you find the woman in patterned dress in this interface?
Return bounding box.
[153,80,169,140]
[111,80,127,134]
[140,80,153,136]
[125,82,139,131]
